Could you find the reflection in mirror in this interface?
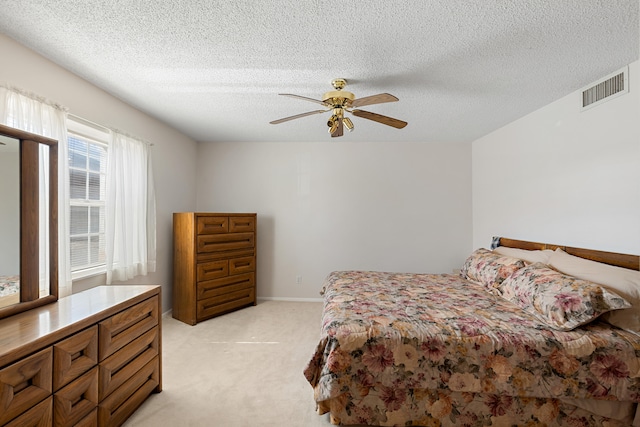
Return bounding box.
[0,136,20,308]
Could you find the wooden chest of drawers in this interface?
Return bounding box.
[173,213,257,325]
[0,285,161,427]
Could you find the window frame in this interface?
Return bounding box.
[66,117,110,281]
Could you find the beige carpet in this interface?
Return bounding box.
[123,300,332,427]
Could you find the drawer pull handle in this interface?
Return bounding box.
[113,342,154,378]
[14,379,33,394]
[71,394,84,407]
[203,238,251,247]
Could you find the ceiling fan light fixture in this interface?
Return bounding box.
[343,117,354,132]
[328,115,339,134]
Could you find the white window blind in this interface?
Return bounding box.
[67,118,109,279]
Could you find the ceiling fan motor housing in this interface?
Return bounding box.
[322,90,354,107]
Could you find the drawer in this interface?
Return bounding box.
[196,216,228,235]
[74,408,97,427]
[197,273,254,301]
[197,232,254,253]
[197,287,255,320]
[53,367,98,427]
[0,348,53,425]
[197,260,228,282]
[99,327,159,400]
[53,326,98,391]
[229,216,255,233]
[229,256,255,275]
[196,248,255,263]
[4,396,52,427]
[99,296,159,360]
[98,357,159,427]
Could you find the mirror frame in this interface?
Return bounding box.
[0,123,58,319]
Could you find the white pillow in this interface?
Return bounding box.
[548,248,640,334]
[493,246,553,265]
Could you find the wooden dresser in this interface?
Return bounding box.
[0,285,161,427]
[173,212,257,325]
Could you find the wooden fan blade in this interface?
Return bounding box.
[331,118,344,137]
[352,110,407,129]
[270,109,327,124]
[350,93,399,108]
[279,94,329,106]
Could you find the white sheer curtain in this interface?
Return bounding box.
[0,85,72,298]
[105,130,156,283]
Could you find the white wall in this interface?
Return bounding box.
[473,61,640,254]
[196,141,472,299]
[0,34,199,312]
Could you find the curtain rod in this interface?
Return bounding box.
[68,113,108,132]
[68,113,154,146]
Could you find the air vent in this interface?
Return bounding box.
[581,66,628,111]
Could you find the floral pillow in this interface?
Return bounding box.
[499,263,631,331]
[460,248,526,292]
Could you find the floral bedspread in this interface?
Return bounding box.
[304,271,640,410]
[0,275,19,297]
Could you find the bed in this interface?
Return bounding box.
[0,275,19,307]
[304,237,640,426]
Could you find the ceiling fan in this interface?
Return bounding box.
[269,78,408,138]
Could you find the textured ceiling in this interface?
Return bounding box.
[0,0,638,143]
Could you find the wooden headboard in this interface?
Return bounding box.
[497,237,640,271]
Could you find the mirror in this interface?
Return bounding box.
[0,135,20,307]
[0,123,58,319]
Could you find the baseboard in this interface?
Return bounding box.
[162,300,320,317]
[257,296,323,303]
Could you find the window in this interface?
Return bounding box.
[67,117,109,279]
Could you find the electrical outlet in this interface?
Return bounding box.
[296,275,302,284]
